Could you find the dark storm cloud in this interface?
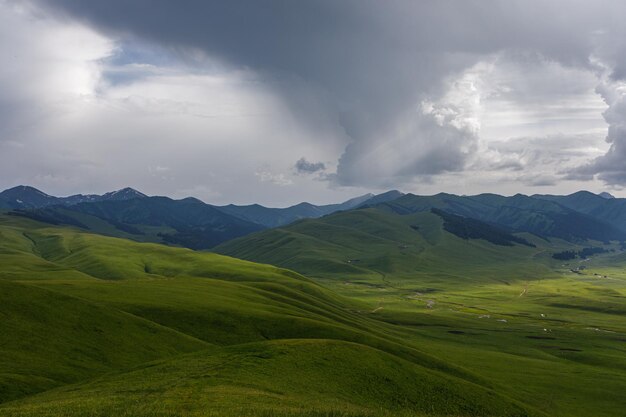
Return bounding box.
[567,79,626,185]
[20,0,626,192]
[34,0,617,185]
[294,158,325,175]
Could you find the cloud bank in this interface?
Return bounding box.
[2,1,626,203]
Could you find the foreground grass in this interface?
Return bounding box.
[0,340,534,417]
[0,279,207,403]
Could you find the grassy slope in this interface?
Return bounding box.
[0,340,534,417]
[0,215,538,417]
[215,209,556,282]
[0,280,206,403]
[216,208,626,417]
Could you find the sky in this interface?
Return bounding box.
[1,0,626,206]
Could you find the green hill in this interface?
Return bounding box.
[0,214,541,416]
[215,208,552,282]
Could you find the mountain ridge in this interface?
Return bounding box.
[372,192,626,242]
[7,186,626,247]
[0,185,147,209]
[216,191,402,227]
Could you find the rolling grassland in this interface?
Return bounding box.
[0,215,538,417]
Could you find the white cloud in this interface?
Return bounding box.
[0,1,361,205]
[255,169,293,186]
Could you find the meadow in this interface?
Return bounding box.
[1,211,625,416]
[217,209,626,416]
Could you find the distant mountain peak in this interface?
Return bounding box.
[599,192,615,199]
[356,190,405,208]
[339,193,374,205]
[433,192,456,198]
[0,185,57,208]
[110,187,145,196]
[2,185,50,196]
[291,202,317,209]
[180,196,205,204]
[377,190,404,197]
[0,185,150,209]
[102,188,147,200]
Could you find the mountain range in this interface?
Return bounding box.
[0,185,147,209]
[216,190,403,228]
[533,191,626,231]
[1,185,404,248]
[375,192,626,242]
[4,185,626,249]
